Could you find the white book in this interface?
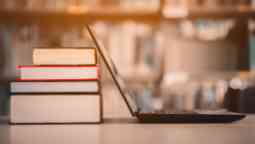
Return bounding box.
[33,48,96,65]
[11,81,99,93]
[18,66,99,81]
[10,95,101,123]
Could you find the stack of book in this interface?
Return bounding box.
[10,48,102,124]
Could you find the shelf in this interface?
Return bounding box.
[0,9,161,25]
[164,6,255,20]
[189,6,255,19]
[1,6,255,25]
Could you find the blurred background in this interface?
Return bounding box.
[1,0,255,118]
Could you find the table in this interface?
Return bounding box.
[0,116,255,144]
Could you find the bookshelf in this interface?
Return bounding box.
[0,10,255,24]
[0,0,254,116]
[0,0,253,81]
[1,6,255,24]
[0,10,161,25]
[183,6,255,19]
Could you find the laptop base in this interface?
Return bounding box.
[137,114,246,123]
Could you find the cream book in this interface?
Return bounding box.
[10,95,101,123]
[11,81,99,93]
[33,48,97,65]
[18,66,99,81]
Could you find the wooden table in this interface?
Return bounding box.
[0,116,255,144]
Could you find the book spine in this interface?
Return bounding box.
[10,81,100,94]
[10,95,101,124]
[17,65,100,81]
[33,48,97,65]
[16,78,99,81]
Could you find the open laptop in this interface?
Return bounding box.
[86,25,246,123]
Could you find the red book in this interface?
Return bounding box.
[17,65,99,81]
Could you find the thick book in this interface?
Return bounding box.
[11,81,99,94]
[18,66,99,81]
[10,95,101,123]
[33,48,97,65]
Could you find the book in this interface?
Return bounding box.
[120,0,159,11]
[33,48,97,65]
[163,0,188,18]
[10,95,101,123]
[18,65,99,81]
[11,81,99,94]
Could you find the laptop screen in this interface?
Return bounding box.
[86,25,138,116]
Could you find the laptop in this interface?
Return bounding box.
[86,25,246,123]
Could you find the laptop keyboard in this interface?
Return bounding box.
[140,109,239,115]
[140,110,198,115]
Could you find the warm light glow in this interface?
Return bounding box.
[68,6,89,14]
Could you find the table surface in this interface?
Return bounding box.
[0,116,255,144]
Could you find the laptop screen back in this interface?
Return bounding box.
[86,25,138,116]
